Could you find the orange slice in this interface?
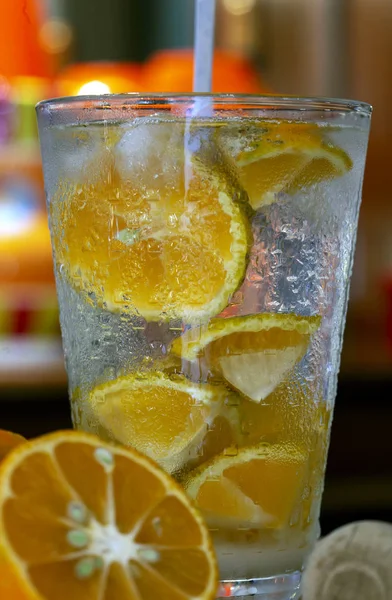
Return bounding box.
[185,445,306,529]
[51,122,249,322]
[0,430,217,600]
[88,372,228,474]
[0,430,25,462]
[171,313,321,402]
[219,121,352,210]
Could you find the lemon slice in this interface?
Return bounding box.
[171,313,321,402]
[52,123,250,322]
[89,372,227,473]
[185,445,306,528]
[220,122,352,210]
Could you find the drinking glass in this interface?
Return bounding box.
[37,94,371,599]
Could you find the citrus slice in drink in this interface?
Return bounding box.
[51,122,249,322]
[220,122,352,209]
[185,444,306,529]
[0,430,25,462]
[89,372,228,473]
[0,430,218,600]
[171,313,321,402]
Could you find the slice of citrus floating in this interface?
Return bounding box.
[52,122,249,322]
[171,313,321,402]
[0,430,218,600]
[185,445,306,529]
[219,121,352,210]
[89,372,228,473]
[0,430,25,462]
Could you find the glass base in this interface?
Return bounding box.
[217,572,302,599]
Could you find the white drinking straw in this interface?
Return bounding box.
[184,0,216,190]
[193,0,217,93]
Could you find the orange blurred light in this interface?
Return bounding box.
[0,0,52,78]
[39,19,73,56]
[77,81,112,95]
[55,62,144,97]
[0,214,54,286]
[143,48,270,94]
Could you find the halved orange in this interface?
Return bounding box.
[0,430,217,600]
[0,430,25,462]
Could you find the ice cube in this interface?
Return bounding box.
[51,123,116,188]
[218,121,270,162]
[114,119,185,196]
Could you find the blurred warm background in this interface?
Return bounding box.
[0,0,391,531]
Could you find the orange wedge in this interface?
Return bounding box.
[171,313,321,402]
[185,445,306,530]
[219,121,352,210]
[0,430,217,600]
[0,430,25,462]
[88,372,229,474]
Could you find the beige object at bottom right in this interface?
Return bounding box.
[302,521,392,600]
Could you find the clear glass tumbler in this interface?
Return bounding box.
[36,94,371,599]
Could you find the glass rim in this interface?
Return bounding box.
[36,92,372,117]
